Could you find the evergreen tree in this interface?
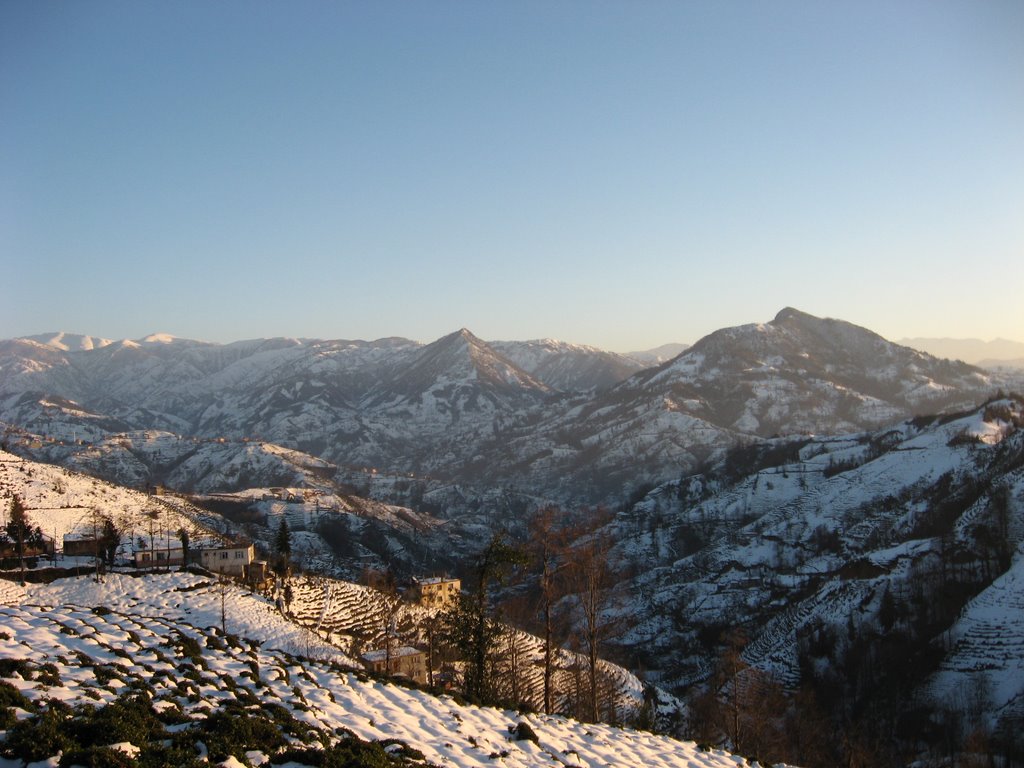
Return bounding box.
[99,517,121,567]
[6,495,33,585]
[440,531,526,704]
[177,528,190,572]
[274,519,292,576]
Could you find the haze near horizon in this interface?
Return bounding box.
[2,2,1022,351]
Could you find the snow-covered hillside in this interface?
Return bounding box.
[0,571,752,768]
[0,452,686,761]
[0,450,231,560]
[605,396,1024,759]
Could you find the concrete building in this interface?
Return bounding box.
[361,646,427,684]
[415,577,461,609]
[193,542,255,577]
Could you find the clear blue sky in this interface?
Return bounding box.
[2,1,1022,351]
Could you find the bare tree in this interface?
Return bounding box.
[565,507,620,722]
[380,593,402,674]
[526,505,572,714]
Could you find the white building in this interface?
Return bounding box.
[193,542,255,577]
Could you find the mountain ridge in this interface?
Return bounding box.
[1,309,1008,506]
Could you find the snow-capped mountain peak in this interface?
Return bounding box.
[20,332,116,352]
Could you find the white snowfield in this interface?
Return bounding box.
[0,573,763,768]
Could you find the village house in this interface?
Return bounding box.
[61,533,99,558]
[414,576,461,609]
[192,541,255,577]
[361,646,427,685]
[133,547,184,569]
[243,558,271,587]
[0,533,54,569]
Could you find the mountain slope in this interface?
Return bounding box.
[0,572,746,768]
[635,307,990,436]
[491,339,643,392]
[602,395,1024,757]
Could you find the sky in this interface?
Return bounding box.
[1,1,1022,352]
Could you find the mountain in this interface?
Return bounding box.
[602,394,1024,761]
[362,329,549,413]
[1,311,1005,508]
[3,314,1023,765]
[451,308,998,502]
[901,336,1024,367]
[491,338,644,391]
[20,332,116,351]
[647,307,991,435]
[626,342,690,365]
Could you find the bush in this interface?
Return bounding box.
[0,658,33,680]
[67,694,163,750]
[1,700,74,762]
[189,704,289,761]
[278,739,394,768]
[171,633,204,664]
[510,721,539,744]
[379,738,426,760]
[59,745,138,768]
[36,663,62,687]
[0,680,34,710]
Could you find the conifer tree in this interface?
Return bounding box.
[6,495,31,585]
[274,519,292,576]
[441,531,526,704]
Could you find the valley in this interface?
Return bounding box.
[2,308,1023,766]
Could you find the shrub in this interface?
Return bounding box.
[58,745,137,768]
[93,665,122,686]
[0,700,74,762]
[171,633,204,665]
[189,704,289,761]
[67,694,163,750]
[278,739,396,768]
[510,721,539,744]
[379,738,426,760]
[0,658,33,680]
[36,663,62,686]
[0,680,34,710]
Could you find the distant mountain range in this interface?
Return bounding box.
[899,336,1024,369]
[1,308,1011,507]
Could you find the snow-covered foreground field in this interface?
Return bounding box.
[0,573,760,768]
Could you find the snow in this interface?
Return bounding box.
[0,572,761,768]
[927,552,1024,725]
